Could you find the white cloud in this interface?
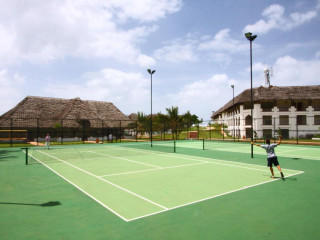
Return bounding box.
[154,41,197,63]
[154,29,248,64]
[0,0,182,66]
[272,56,320,86]
[243,3,318,34]
[106,0,183,22]
[137,54,157,67]
[44,68,150,115]
[0,69,26,114]
[198,29,247,53]
[167,74,238,119]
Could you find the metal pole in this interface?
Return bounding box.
[250,40,254,158]
[120,120,122,143]
[245,32,257,158]
[147,69,156,147]
[10,118,13,147]
[151,73,153,147]
[232,85,235,142]
[25,148,28,165]
[61,119,63,145]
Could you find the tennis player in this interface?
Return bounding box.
[251,136,284,179]
[45,133,51,149]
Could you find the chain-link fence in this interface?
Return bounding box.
[206,115,320,144]
[1,116,320,147]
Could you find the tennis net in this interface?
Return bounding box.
[25,141,177,165]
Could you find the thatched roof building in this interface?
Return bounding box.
[211,85,320,119]
[0,96,131,128]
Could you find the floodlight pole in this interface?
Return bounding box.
[245,32,257,158]
[231,85,235,142]
[147,69,156,147]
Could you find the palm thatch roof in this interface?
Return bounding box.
[0,96,131,128]
[211,85,320,119]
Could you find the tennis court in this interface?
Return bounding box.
[25,141,304,221]
[1,140,320,239]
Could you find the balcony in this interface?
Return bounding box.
[278,107,290,112]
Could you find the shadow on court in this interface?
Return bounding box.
[0,201,61,207]
[0,150,18,161]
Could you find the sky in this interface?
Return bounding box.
[1,0,320,120]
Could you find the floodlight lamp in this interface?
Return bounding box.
[245,32,257,41]
[147,69,156,75]
[245,32,252,39]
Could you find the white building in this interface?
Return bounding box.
[211,85,320,139]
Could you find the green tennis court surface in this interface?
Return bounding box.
[27,141,303,221]
[1,140,320,239]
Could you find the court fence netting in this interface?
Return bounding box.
[1,116,320,147]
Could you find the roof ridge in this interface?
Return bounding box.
[58,98,81,120]
[212,85,320,119]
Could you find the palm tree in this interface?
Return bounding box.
[165,106,184,140]
[136,111,149,137]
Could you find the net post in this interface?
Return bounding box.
[174,140,176,153]
[26,148,28,165]
[203,138,205,150]
[21,147,29,165]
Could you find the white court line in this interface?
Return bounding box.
[88,151,162,169]
[126,170,304,222]
[203,147,320,161]
[89,146,273,174]
[99,162,209,177]
[91,146,302,174]
[37,150,168,211]
[89,145,307,175]
[28,152,129,221]
[29,148,305,222]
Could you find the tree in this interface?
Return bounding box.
[183,111,201,128]
[136,111,149,135]
[165,106,185,140]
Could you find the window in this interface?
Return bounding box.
[261,102,274,112]
[245,115,252,125]
[279,115,289,125]
[263,129,273,139]
[263,116,272,125]
[243,102,251,110]
[296,100,308,111]
[277,100,290,112]
[315,115,320,125]
[312,100,320,111]
[297,115,307,125]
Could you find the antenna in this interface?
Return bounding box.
[264,66,273,87]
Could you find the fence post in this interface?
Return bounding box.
[273,117,276,143]
[197,124,200,140]
[222,120,225,141]
[119,120,122,143]
[296,118,299,144]
[10,118,13,147]
[135,120,138,142]
[61,119,63,145]
[82,120,85,144]
[37,118,39,146]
